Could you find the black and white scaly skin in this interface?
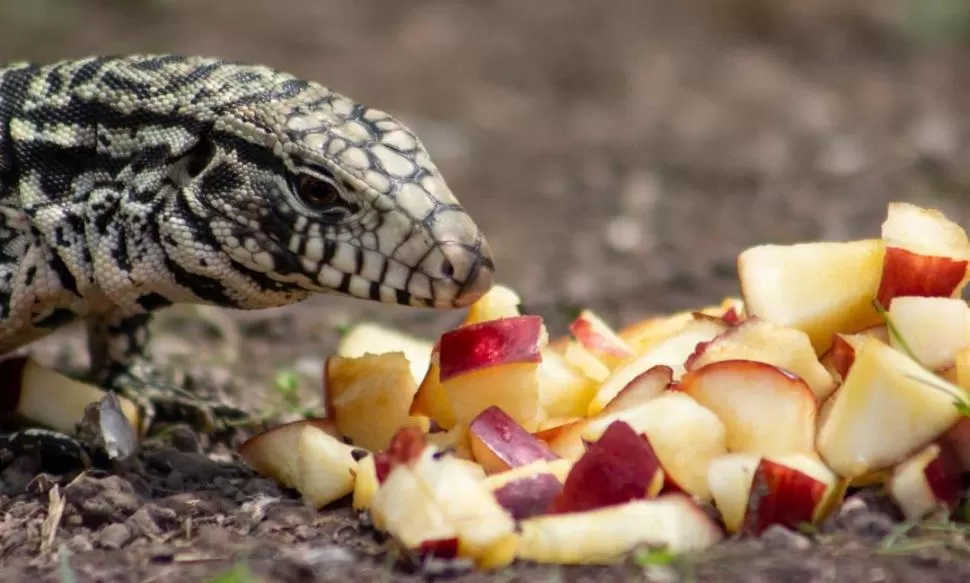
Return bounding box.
[0,54,494,431]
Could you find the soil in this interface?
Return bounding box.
[2,0,970,581]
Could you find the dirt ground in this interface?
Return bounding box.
[2,0,970,581]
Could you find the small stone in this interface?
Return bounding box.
[64,475,142,524]
[166,425,202,454]
[284,544,355,566]
[760,524,811,550]
[66,533,93,553]
[95,523,132,550]
[605,216,645,254]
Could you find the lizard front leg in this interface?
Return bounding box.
[86,310,249,434]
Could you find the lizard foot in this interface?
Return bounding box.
[100,367,254,436]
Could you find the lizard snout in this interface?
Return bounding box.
[438,239,495,308]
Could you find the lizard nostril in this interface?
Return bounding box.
[440,257,455,279]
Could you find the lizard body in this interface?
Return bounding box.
[0,54,494,430]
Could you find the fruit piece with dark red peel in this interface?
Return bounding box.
[438,315,544,382]
[417,538,460,560]
[877,248,968,308]
[678,359,818,457]
[383,425,430,473]
[877,202,970,307]
[548,420,664,514]
[492,473,563,520]
[887,441,965,520]
[568,309,634,364]
[597,365,673,416]
[684,317,837,402]
[469,406,559,474]
[741,458,829,536]
[722,306,743,325]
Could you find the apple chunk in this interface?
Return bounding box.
[491,472,563,520]
[586,348,679,418]
[741,456,836,535]
[461,284,523,326]
[439,315,544,382]
[686,318,837,401]
[551,392,727,501]
[438,316,545,432]
[613,315,731,385]
[324,352,426,452]
[707,453,839,534]
[568,309,633,367]
[548,421,664,514]
[887,296,970,371]
[336,322,435,385]
[877,202,970,307]
[679,360,818,457]
[468,406,559,474]
[536,348,599,419]
[738,239,886,354]
[817,337,967,478]
[408,344,458,429]
[887,442,965,520]
[516,494,723,564]
[0,356,142,436]
[370,430,518,569]
[239,418,359,509]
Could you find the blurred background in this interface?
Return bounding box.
[6,0,970,397]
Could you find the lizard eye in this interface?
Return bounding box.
[297,175,343,209]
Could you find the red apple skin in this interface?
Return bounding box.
[492,473,563,520]
[826,334,856,380]
[941,417,970,472]
[438,315,544,382]
[381,426,429,477]
[924,441,965,511]
[722,307,743,325]
[417,537,460,559]
[877,247,968,308]
[569,313,631,359]
[683,339,715,371]
[741,458,828,536]
[548,420,663,514]
[469,406,559,472]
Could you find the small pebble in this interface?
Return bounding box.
[760,524,812,550]
[95,523,132,550]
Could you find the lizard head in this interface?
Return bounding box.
[173,82,495,310]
